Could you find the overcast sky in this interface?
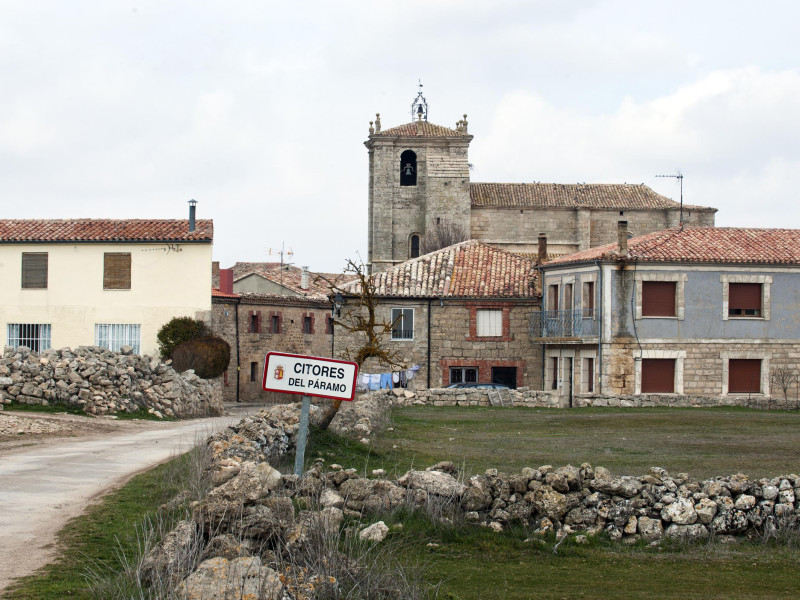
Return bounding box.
[2,1,798,272]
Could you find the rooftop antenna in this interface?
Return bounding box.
[411,80,428,122]
[268,242,294,286]
[655,172,684,226]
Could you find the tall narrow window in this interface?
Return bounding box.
[21,253,48,289]
[582,281,595,317]
[104,253,131,290]
[250,361,258,382]
[550,357,559,390]
[303,315,313,334]
[582,357,595,393]
[563,283,573,310]
[547,285,559,311]
[271,314,280,334]
[400,150,417,186]
[391,308,414,340]
[410,234,420,258]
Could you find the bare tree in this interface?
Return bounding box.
[770,367,798,408]
[420,220,468,255]
[316,259,405,430]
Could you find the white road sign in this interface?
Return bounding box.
[262,352,359,401]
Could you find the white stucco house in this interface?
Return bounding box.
[0,215,213,356]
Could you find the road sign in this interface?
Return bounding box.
[262,352,359,402]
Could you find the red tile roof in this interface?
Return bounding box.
[231,262,354,298]
[212,287,239,299]
[372,121,469,138]
[470,182,715,211]
[341,240,538,298]
[0,219,213,242]
[545,227,800,266]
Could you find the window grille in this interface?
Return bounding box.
[95,323,141,354]
[7,323,51,352]
[391,308,414,340]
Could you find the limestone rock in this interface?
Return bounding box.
[590,476,642,498]
[665,523,709,541]
[637,516,664,540]
[397,469,466,498]
[176,556,283,600]
[140,520,198,585]
[661,498,697,525]
[531,485,569,520]
[359,521,389,543]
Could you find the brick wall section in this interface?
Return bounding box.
[333,299,542,390]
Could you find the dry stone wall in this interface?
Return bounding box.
[0,345,223,418]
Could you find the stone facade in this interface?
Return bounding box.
[332,298,542,390]
[211,295,335,403]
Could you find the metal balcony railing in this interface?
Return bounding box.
[530,309,599,339]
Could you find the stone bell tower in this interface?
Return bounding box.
[365,86,473,273]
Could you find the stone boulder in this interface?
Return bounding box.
[359,521,389,543]
[590,475,642,499]
[397,469,466,498]
[175,556,283,600]
[530,486,569,520]
[140,520,199,585]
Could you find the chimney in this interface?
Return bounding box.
[300,266,310,291]
[188,199,197,232]
[537,233,548,263]
[219,269,234,295]
[212,261,220,288]
[617,221,629,256]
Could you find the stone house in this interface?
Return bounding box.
[333,240,541,390]
[0,210,213,356]
[365,104,716,272]
[211,264,346,403]
[534,224,800,405]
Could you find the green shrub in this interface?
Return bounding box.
[171,336,231,379]
[156,317,207,358]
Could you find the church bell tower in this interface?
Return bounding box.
[365,85,473,273]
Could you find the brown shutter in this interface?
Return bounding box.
[641,359,675,393]
[729,359,761,393]
[21,253,48,289]
[548,285,559,311]
[642,281,676,317]
[246,311,253,333]
[582,281,594,312]
[103,253,131,289]
[729,283,761,314]
[256,311,262,334]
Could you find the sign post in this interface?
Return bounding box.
[263,352,358,477]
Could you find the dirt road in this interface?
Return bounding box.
[0,406,259,592]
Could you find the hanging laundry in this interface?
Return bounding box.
[380,373,393,389]
[392,372,400,384]
[369,374,381,390]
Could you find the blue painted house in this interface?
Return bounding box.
[532,224,800,406]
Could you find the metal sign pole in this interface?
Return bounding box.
[294,394,311,477]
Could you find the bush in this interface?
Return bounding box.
[171,336,231,379]
[157,317,208,359]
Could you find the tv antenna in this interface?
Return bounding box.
[268,242,294,286]
[655,172,684,226]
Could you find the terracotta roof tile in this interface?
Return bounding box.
[470,182,715,211]
[545,227,800,266]
[372,121,468,138]
[211,287,239,299]
[0,219,213,242]
[341,240,538,298]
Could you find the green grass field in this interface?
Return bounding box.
[5,406,800,599]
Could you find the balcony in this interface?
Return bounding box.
[530,309,599,340]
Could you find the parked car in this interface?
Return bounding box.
[445,382,511,390]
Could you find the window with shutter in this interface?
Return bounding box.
[729,283,762,317]
[476,309,503,337]
[641,359,675,393]
[547,284,559,311]
[103,253,131,290]
[582,281,594,317]
[641,281,676,317]
[728,359,761,393]
[21,253,48,289]
[391,308,414,340]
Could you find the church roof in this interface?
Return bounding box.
[372,121,468,138]
[544,227,800,267]
[341,240,538,298]
[470,182,716,211]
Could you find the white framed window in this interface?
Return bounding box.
[720,351,770,396]
[476,309,502,337]
[95,323,141,354]
[7,323,51,353]
[721,274,771,321]
[634,349,686,395]
[391,308,414,340]
[635,272,687,320]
